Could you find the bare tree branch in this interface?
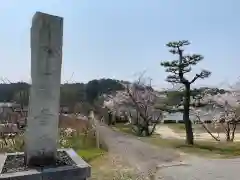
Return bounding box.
[194,111,220,141]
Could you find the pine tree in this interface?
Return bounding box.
[160,40,211,145]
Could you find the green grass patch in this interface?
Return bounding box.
[77,148,105,162]
[113,123,134,135]
[60,133,107,162]
[143,135,240,158]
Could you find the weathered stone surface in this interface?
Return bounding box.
[24,11,63,166]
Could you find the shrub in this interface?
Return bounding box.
[177,120,184,124]
[163,120,177,124]
[204,120,212,124]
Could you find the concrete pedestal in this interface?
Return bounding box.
[0,149,91,180]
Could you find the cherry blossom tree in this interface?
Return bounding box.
[124,75,163,136]
[104,74,162,136]
[193,89,240,142]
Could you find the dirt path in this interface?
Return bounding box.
[95,121,240,179]
[153,125,240,179]
[156,155,240,180]
[155,125,182,139]
[96,122,183,179]
[155,124,240,141]
[90,111,240,179]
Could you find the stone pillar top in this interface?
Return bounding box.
[32,11,63,22]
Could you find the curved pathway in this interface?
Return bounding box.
[97,122,181,179]
[92,114,240,179]
[156,156,240,180]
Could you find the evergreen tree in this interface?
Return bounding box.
[160,40,211,145]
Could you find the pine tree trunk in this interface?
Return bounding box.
[183,83,194,145]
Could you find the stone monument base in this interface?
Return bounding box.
[0,149,91,180]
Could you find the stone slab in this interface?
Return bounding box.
[0,149,91,180]
[25,11,63,165]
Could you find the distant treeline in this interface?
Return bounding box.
[0,79,227,112]
[0,79,125,107]
[163,87,228,107]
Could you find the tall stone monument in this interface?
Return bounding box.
[25,11,63,166]
[0,12,90,180]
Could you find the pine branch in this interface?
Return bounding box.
[166,75,181,83]
[183,54,203,64]
[166,40,190,49]
[160,60,179,67]
[190,70,211,84]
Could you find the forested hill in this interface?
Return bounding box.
[0,79,124,106]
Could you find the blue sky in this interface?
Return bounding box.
[0,0,239,89]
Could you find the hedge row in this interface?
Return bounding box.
[163,120,212,124]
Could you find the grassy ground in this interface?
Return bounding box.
[143,135,240,158]
[60,132,106,162]
[78,149,105,162]
[166,122,240,134]
[113,123,135,134]
[60,129,138,179]
[90,154,138,180]
[114,123,240,158]
[72,135,137,179]
[73,124,138,179]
